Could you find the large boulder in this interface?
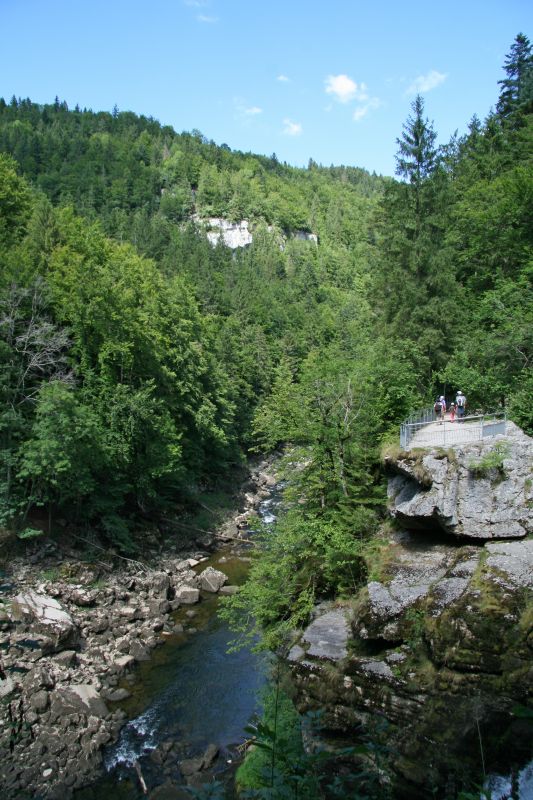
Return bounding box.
[0,675,15,699]
[301,608,350,662]
[197,567,227,593]
[10,590,79,649]
[150,571,171,598]
[49,684,109,719]
[386,423,533,540]
[174,586,200,604]
[287,605,351,664]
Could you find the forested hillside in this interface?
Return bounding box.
[0,33,531,567]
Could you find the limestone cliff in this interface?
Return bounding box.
[191,214,318,250]
[287,423,533,797]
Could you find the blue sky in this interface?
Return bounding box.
[1,0,531,176]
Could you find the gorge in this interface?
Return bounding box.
[0,29,532,800]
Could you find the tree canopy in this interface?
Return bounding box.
[0,33,531,553]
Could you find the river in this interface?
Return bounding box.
[69,472,533,800]
[74,488,283,799]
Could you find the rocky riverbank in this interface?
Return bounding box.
[0,460,277,799]
[286,424,533,798]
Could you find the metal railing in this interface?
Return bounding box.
[400,405,437,449]
[400,409,506,451]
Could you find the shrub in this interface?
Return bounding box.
[468,442,510,479]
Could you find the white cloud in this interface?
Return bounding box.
[234,98,263,122]
[197,14,217,23]
[406,70,447,94]
[277,74,290,82]
[325,74,368,104]
[184,0,208,6]
[282,118,302,136]
[353,97,381,121]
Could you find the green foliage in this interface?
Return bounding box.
[251,359,303,451]
[497,32,533,119]
[456,791,493,800]
[39,567,59,582]
[508,368,533,433]
[0,34,530,555]
[395,94,437,187]
[20,381,103,509]
[468,442,510,479]
[236,684,304,792]
[0,153,31,250]
[220,502,376,652]
[16,527,43,540]
[233,672,390,800]
[404,608,427,650]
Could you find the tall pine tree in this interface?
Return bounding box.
[497,32,533,119]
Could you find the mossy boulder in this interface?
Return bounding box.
[427,543,533,675]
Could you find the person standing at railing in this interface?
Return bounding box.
[456,391,467,422]
[434,396,444,423]
[449,402,456,422]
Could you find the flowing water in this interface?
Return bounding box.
[76,488,284,799]
[67,479,533,800]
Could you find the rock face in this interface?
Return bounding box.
[288,424,533,796]
[292,230,318,244]
[299,607,350,661]
[204,217,253,248]
[11,591,79,649]
[386,423,533,539]
[192,214,318,251]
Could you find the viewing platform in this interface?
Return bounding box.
[400,408,506,451]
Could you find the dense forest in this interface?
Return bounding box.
[0,27,531,601]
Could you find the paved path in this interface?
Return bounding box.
[409,417,483,449]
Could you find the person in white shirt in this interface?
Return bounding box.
[456,391,466,421]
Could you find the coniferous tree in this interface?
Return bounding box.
[374,96,461,375]
[396,95,437,184]
[497,32,533,118]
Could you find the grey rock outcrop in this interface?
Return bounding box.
[299,607,350,662]
[293,230,318,244]
[197,566,227,593]
[203,217,253,249]
[50,684,109,719]
[174,586,200,604]
[485,539,533,587]
[387,423,533,539]
[11,591,79,649]
[288,424,533,796]
[192,214,318,251]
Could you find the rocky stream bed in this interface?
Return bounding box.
[1,423,532,800]
[0,460,279,799]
